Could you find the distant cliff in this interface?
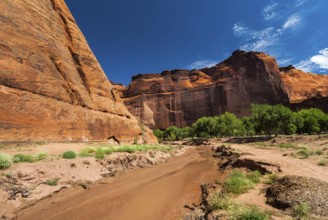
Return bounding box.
[120,51,328,129]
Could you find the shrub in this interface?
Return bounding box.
[237,206,270,220]
[209,193,236,211]
[95,148,105,159]
[223,171,260,195]
[13,154,35,163]
[263,173,280,184]
[46,178,60,186]
[246,171,261,184]
[62,151,77,159]
[79,152,92,158]
[293,202,310,219]
[0,154,11,170]
[318,158,328,166]
[297,147,314,159]
[82,147,97,154]
[35,152,48,161]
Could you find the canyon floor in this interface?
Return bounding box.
[0,135,327,220]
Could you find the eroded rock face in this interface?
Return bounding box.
[122,51,328,129]
[0,0,156,143]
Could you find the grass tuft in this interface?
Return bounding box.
[95,148,105,159]
[318,158,328,166]
[45,178,60,186]
[278,143,297,149]
[293,202,310,219]
[13,154,35,163]
[263,173,280,184]
[62,151,77,159]
[223,170,261,195]
[0,154,11,170]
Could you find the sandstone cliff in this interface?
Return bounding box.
[0,0,156,143]
[122,51,328,129]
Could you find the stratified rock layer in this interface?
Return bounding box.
[122,51,328,129]
[0,0,156,143]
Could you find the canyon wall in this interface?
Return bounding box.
[0,0,156,143]
[122,51,328,129]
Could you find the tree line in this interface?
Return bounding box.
[153,104,328,141]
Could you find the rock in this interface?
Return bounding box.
[121,51,328,129]
[266,175,328,217]
[0,0,157,143]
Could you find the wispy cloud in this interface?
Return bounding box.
[295,48,328,72]
[232,23,249,37]
[295,0,307,7]
[282,14,302,30]
[232,11,303,52]
[262,2,279,21]
[240,27,279,51]
[188,60,217,69]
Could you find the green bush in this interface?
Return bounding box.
[318,158,328,166]
[0,154,11,170]
[237,206,270,220]
[223,171,261,195]
[95,148,105,159]
[297,147,314,159]
[13,154,35,163]
[62,151,77,159]
[293,202,310,219]
[46,178,60,186]
[79,152,93,157]
[263,173,280,184]
[35,152,48,161]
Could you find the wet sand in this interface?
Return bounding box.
[16,147,220,220]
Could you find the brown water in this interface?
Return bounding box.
[17,148,220,220]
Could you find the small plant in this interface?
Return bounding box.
[102,148,113,155]
[293,202,310,219]
[318,158,328,166]
[95,148,105,159]
[0,154,11,170]
[35,152,48,161]
[62,151,77,159]
[223,170,261,195]
[209,192,236,211]
[263,173,279,184]
[82,147,97,154]
[315,150,324,156]
[297,147,314,159]
[45,178,60,186]
[246,170,261,184]
[237,206,270,220]
[79,152,92,158]
[13,154,35,163]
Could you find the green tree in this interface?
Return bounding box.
[192,116,218,138]
[297,108,327,134]
[242,116,256,137]
[216,112,245,137]
[250,104,296,136]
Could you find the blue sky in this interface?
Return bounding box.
[65,0,328,85]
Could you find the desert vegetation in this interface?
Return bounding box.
[207,170,271,220]
[154,104,328,141]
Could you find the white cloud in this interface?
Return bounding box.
[262,2,279,20]
[296,48,328,72]
[295,0,307,7]
[282,14,301,30]
[188,60,217,69]
[239,27,280,51]
[310,48,328,69]
[232,23,249,36]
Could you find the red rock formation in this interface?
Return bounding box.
[122,51,328,129]
[0,0,156,143]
